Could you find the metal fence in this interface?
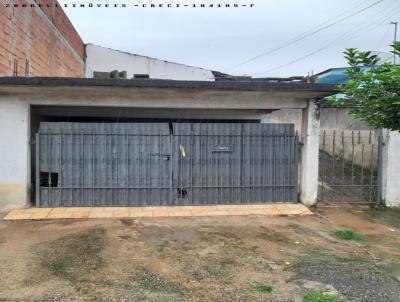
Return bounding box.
[318,130,383,205]
[36,122,299,207]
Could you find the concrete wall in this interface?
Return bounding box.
[267,107,374,135]
[0,0,85,77]
[268,108,372,131]
[85,44,214,81]
[299,100,320,206]
[319,108,373,130]
[268,107,378,167]
[382,130,400,207]
[0,98,30,210]
[267,109,303,134]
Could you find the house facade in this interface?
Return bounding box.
[0,77,337,210]
[0,3,399,211]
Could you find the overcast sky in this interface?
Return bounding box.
[63,0,400,77]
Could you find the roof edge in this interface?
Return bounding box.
[0,77,338,94]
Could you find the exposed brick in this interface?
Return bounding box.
[0,0,84,77]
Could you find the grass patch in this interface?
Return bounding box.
[304,291,342,302]
[250,284,273,293]
[334,229,362,241]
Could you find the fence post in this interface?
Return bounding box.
[381,130,400,207]
[299,99,320,206]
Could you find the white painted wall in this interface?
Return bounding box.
[299,100,320,206]
[85,44,215,81]
[382,130,400,207]
[0,98,30,211]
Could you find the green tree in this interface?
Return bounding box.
[329,42,400,131]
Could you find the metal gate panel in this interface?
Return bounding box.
[172,123,243,205]
[172,123,298,205]
[36,122,299,207]
[36,122,171,207]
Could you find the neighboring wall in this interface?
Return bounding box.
[267,107,375,134]
[85,44,215,81]
[268,107,378,168]
[0,0,85,77]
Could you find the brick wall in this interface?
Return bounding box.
[0,0,85,77]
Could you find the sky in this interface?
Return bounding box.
[63,0,400,77]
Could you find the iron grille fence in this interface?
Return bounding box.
[318,130,384,205]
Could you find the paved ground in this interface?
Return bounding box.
[3,204,311,220]
[0,206,399,302]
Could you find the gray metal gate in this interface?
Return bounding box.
[36,122,299,207]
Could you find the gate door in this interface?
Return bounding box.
[36,122,172,207]
[171,123,298,205]
[36,122,298,207]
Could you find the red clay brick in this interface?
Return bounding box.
[0,0,84,77]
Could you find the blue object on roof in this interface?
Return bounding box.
[315,66,371,84]
[316,68,349,84]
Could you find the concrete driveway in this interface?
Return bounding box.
[0,207,399,302]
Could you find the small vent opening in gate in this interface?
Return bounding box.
[39,172,59,187]
[177,188,188,198]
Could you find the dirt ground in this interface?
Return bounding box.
[0,206,399,302]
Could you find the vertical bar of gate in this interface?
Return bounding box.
[376,135,383,206]
[158,130,161,205]
[369,136,375,203]
[60,130,64,206]
[116,128,119,205]
[341,131,345,202]
[331,130,336,199]
[110,130,114,205]
[35,132,40,207]
[169,132,173,206]
[48,132,51,206]
[294,133,299,202]
[138,134,141,205]
[190,125,194,205]
[251,131,255,204]
[360,144,365,202]
[288,129,292,202]
[58,129,62,206]
[280,130,284,203]
[262,131,265,203]
[127,128,130,205]
[271,134,275,202]
[240,125,244,204]
[230,128,233,204]
[283,129,287,202]
[92,129,95,206]
[207,126,212,205]
[179,134,183,205]
[147,134,151,205]
[321,131,326,202]
[351,131,355,186]
[217,131,221,204]
[103,132,107,205]
[200,126,203,205]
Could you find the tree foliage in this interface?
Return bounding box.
[329,42,400,131]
